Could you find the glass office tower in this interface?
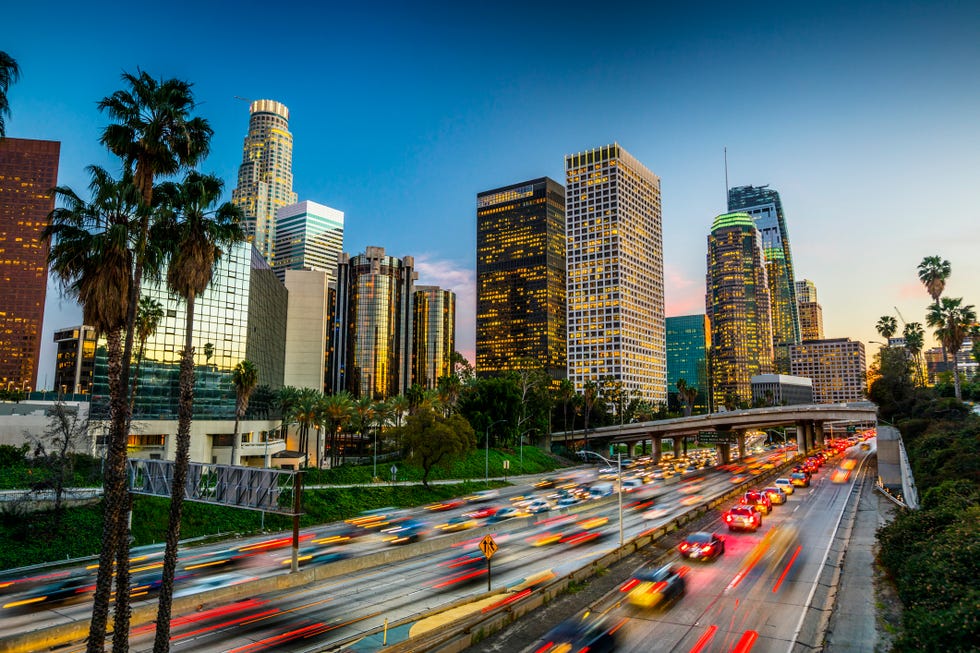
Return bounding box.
[728,185,800,372]
[706,212,774,408]
[795,279,824,341]
[665,314,711,413]
[53,325,96,395]
[273,200,344,284]
[231,100,298,266]
[0,138,60,391]
[413,286,456,389]
[476,177,565,380]
[330,247,416,399]
[565,144,665,405]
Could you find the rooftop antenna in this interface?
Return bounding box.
[724,146,729,209]
[233,95,252,104]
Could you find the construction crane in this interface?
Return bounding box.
[894,307,908,328]
[233,95,251,104]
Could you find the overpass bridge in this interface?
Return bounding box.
[551,402,878,464]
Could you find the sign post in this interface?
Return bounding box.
[390,464,398,484]
[479,534,498,591]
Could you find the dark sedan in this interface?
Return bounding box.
[677,531,725,561]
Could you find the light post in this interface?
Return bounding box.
[486,419,506,487]
[373,425,378,480]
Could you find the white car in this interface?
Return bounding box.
[526,499,554,514]
[774,477,795,495]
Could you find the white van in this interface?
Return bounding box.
[589,482,614,499]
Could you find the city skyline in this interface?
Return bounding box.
[4,1,978,388]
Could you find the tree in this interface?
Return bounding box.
[130,295,164,414]
[0,51,20,140]
[290,389,322,467]
[28,402,89,518]
[903,322,926,386]
[230,360,259,466]
[399,407,476,487]
[436,374,462,416]
[406,383,426,415]
[321,392,353,468]
[451,351,475,384]
[675,378,698,417]
[926,297,977,401]
[151,171,243,653]
[554,378,575,434]
[582,380,598,451]
[917,256,951,304]
[43,165,141,652]
[876,315,898,342]
[203,342,215,368]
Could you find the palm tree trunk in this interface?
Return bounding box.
[231,410,241,466]
[86,327,127,653]
[153,294,196,653]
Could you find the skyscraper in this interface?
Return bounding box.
[666,314,711,413]
[231,100,297,266]
[273,200,344,284]
[789,338,867,403]
[53,325,96,395]
[330,247,416,400]
[728,185,800,372]
[413,286,456,389]
[0,137,60,391]
[795,279,824,341]
[565,144,665,405]
[706,212,774,408]
[476,177,565,380]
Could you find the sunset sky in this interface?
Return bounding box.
[5,0,978,388]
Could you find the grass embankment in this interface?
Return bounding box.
[0,447,571,571]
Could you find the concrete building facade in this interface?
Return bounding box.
[751,373,814,405]
[790,338,867,403]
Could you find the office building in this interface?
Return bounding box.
[789,338,866,404]
[751,374,813,405]
[283,269,331,392]
[0,138,60,391]
[413,286,456,389]
[330,247,416,400]
[273,200,344,284]
[795,279,824,341]
[665,314,710,413]
[231,100,297,266]
[706,212,774,408]
[728,185,800,372]
[476,177,565,380]
[565,144,665,405]
[53,325,96,395]
[924,340,978,384]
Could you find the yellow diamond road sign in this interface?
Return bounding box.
[479,534,498,559]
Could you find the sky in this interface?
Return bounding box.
[5,0,979,390]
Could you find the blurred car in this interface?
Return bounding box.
[533,612,623,653]
[468,489,500,503]
[487,506,521,523]
[790,471,811,488]
[830,467,852,484]
[534,477,558,489]
[740,490,772,515]
[425,499,466,512]
[381,519,428,545]
[761,486,787,505]
[438,516,479,532]
[774,477,795,495]
[623,563,686,609]
[284,547,351,567]
[526,499,555,514]
[556,494,580,508]
[560,517,609,546]
[431,551,488,590]
[677,531,725,561]
[465,505,500,519]
[723,505,762,532]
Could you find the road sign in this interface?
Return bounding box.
[503,460,510,470]
[846,426,856,434]
[479,534,498,559]
[697,430,737,444]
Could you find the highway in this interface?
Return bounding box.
[0,442,869,652]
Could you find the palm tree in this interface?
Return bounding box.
[230,360,259,466]
[130,295,164,414]
[321,392,354,468]
[926,297,977,400]
[203,342,215,368]
[675,378,697,417]
[436,374,462,416]
[0,51,20,140]
[902,322,926,386]
[276,386,300,442]
[918,256,952,370]
[291,390,322,467]
[151,172,243,653]
[43,166,142,653]
[875,315,898,342]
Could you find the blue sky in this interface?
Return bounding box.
[5,0,979,389]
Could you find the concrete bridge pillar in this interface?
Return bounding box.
[736,430,746,461]
[673,437,682,459]
[796,422,807,455]
[717,442,731,465]
[652,438,662,464]
[814,423,825,448]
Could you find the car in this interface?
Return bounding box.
[438,516,479,532]
[534,477,558,489]
[488,506,521,522]
[774,477,795,495]
[468,489,500,503]
[623,563,686,608]
[526,499,554,514]
[790,471,811,488]
[761,486,787,505]
[425,499,466,512]
[723,505,762,531]
[589,483,615,499]
[533,613,622,653]
[465,505,500,519]
[557,495,580,507]
[677,531,725,561]
[381,519,428,544]
[740,490,772,514]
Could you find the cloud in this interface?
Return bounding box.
[664,264,705,316]
[413,254,476,365]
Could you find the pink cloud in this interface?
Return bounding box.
[664,264,706,316]
[897,280,926,300]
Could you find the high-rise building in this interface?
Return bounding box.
[53,325,96,395]
[330,247,416,400]
[0,138,60,391]
[413,286,456,389]
[476,177,566,380]
[231,100,297,266]
[665,314,711,413]
[795,279,824,341]
[283,269,331,392]
[706,212,774,408]
[789,338,866,403]
[273,200,344,284]
[728,185,800,372]
[565,144,665,405]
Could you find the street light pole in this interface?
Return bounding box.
[486,419,506,487]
